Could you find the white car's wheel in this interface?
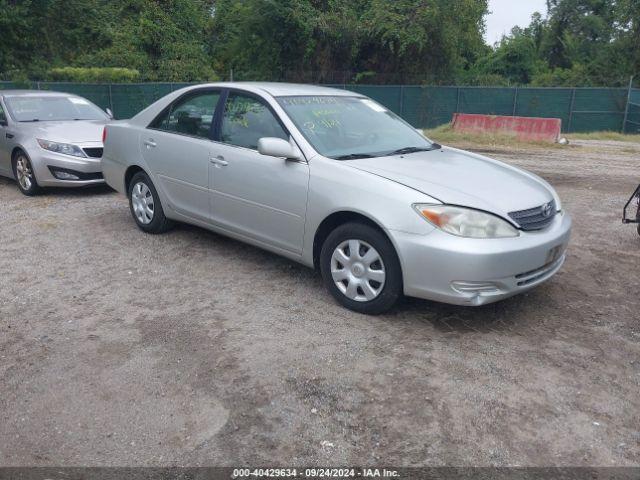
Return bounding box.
[127,171,173,234]
[320,222,402,314]
[12,151,40,196]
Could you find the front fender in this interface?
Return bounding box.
[301,156,437,266]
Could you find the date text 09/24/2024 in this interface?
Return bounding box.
[232,468,400,478]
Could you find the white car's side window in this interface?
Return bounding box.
[154,91,220,139]
[0,103,8,124]
[220,93,288,150]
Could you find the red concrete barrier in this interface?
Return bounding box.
[451,113,562,142]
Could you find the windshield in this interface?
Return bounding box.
[277,95,434,159]
[5,96,108,122]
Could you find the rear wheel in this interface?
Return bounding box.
[128,171,173,234]
[320,222,402,314]
[12,151,40,196]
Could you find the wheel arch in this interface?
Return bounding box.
[124,165,149,193]
[11,146,28,162]
[312,210,398,270]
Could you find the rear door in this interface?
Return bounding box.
[141,89,221,223]
[208,91,309,254]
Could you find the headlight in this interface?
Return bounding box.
[414,204,519,238]
[37,139,86,158]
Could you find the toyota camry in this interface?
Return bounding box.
[101,83,572,314]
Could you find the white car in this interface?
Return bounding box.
[102,82,572,314]
[0,90,110,195]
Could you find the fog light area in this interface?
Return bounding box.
[49,167,81,180]
[451,281,501,295]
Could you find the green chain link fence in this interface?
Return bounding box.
[1,81,636,133]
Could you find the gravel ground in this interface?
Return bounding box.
[0,139,639,467]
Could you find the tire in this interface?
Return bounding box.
[127,171,173,234]
[320,222,403,315]
[12,151,41,196]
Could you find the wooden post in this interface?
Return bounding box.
[512,87,519,116]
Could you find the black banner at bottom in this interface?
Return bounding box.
[0,468,639,480]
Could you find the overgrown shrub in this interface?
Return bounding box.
[47,67,140,83]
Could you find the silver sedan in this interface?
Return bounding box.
[102,82,572,314]
[0,90,110,195]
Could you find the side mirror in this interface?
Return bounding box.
[258,137,302,161]
[106,108,114,120]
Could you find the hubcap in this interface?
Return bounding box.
[131,182,154,225]
[330,239,386,302]
[16,156,33,190]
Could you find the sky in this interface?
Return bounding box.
[485,0,548,45]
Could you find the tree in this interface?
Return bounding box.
[208,0,489,83]
[467,0,639,87]
[0,0,217,81]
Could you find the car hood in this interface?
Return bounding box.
[346,146,555,218]
[22,120,107,144]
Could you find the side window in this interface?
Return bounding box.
[220,93,288,150]
[153,91,220,138]
[0,103,6,124]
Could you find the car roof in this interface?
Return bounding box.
[187,82,359,97]
[0,89,79,98]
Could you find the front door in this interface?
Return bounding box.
[209,92,309,254]
[0,101,12,177]
[141,90,221,223]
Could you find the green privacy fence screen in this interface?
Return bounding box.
[624,88,640,134]
[0,81,635,133]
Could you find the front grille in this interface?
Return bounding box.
[83,147,103,158]
[509,200,557,231]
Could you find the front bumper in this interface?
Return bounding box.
[30,147,104,188]
[392,211,572,306]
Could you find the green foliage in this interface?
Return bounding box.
[472,30,541,84]
[0,0,218,82]
[47,67,140,83]
[470,0,640,86]
[209,0,489,84]
[0,0,637,86]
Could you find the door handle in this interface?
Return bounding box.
[144,139,156,148]
[6,133,14,139]
[210,155,228,167]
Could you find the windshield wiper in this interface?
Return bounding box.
[332,153,377,160]
[388,145,441,156]
[20,119,40,123]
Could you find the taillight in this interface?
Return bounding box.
[102,127,107,143]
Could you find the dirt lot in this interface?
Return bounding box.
[1,139,639,467]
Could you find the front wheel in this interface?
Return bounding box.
[128,171,173,234]
[12,151,41,196]
[320,222,403,315]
